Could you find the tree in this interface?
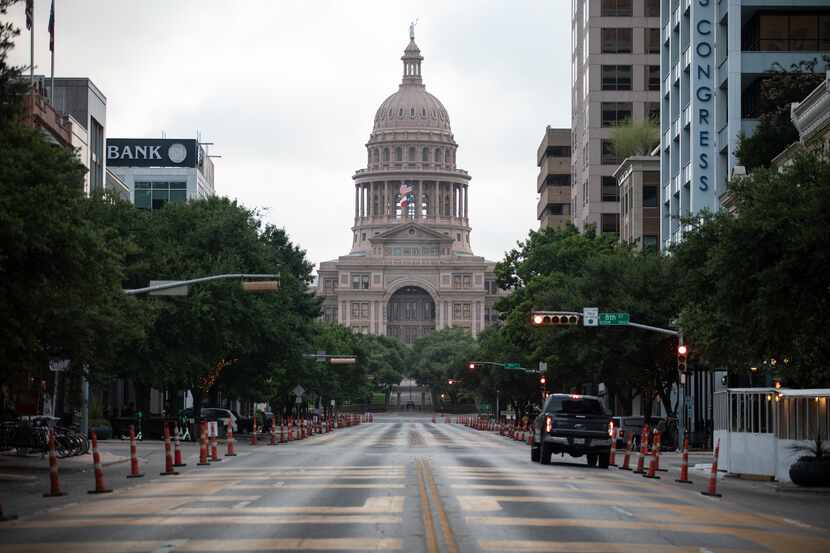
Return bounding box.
[409,328,478,407]
[735,59,825,170]
[610,119,659,159]
[673,151,830,386]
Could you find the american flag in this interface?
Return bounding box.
[399,183,413,209]
[48,0,55,52]
[25,0,33,30]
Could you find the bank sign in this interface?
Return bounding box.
[106,138,198,168]
[692,0,715,210]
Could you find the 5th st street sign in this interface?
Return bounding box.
[599,312,630,326]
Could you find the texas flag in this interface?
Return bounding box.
[399,183,413,209]
[48,0,54,52]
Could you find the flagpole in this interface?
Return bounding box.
[50,0,54,101]
[29,0,34,86]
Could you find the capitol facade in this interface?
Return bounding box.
[317,29,501,344]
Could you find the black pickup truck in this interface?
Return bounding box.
[531,394,613,468]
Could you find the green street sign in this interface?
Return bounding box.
[504,362,521,369]
[599,312,630,326]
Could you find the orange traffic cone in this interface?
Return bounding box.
[88,431,113,493]
[701,439,722,497]
[619,431,634,470]
[609,427,619,467]
[127,425,144,478]
[197,421,210,466]
[160,423,180,475]
[643,430,661,479]
[210,428,222,462]
[226,420,237,456]
[43,430,66,497]
[250,417,257,446]
[287,417,294,441]
[676,433,692,484]
[173,425,186,467]
[270,417,277,446]
[634,425,650,474]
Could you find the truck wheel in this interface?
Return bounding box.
[598,453,610,469]
[531,441,540,462]
[540,442,552,465]
[586,453,598,467]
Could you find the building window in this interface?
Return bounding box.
[351,274,370,289]
[601,0,632,17]
[452,273,472,289]
[323,305,338,322]
[643,185,658,208]
[601,65,632,91]
[748,13,830,52]
[647,65,660,91]
[350,302,369,320]
[395,147,402,161]
[646,101,660,123]
[485,280,497,295]
[453,303,472,321]
[601,28,632,53]
[323,278,338,290]
[644,0,660,17]
[601,176,619,202]
[546,145,571,157]
[645,28,661,54]
[547,203,568,215]
[134,181,187,211]
[643,235,659,252]
[435,149,443,163]
[547,174,571,187]
[601,140,620,165]
[463,275,472,289]
[601,102,632,127]
[422,147,429,161]
[383,148,389,161]
[408,147,416,161]
[601,213,620,234]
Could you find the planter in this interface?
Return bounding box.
[789,457,830,487]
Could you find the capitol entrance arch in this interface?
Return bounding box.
[386,286,435,345]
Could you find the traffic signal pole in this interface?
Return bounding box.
[123,273,280,295]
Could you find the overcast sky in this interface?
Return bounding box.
[9,0,570,269]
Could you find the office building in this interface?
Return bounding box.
[774,70,830,166]
[571,0,662,235]
[537,127,572,230]
[44,78,107,195]
[614,154,660,250]
[316,29,503,343]
[106,138,216,210]
[661,0,830,247]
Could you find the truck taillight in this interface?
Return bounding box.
[545,416,552,433]
[608,421,614,438]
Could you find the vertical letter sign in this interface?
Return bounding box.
[692,0,715,212]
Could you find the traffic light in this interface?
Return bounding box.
[539,376,547,385]
[677,344,688,373]
[448,379,456,385]
[468,362,477,370]
[531,311,582,326]
[241,280,280,293]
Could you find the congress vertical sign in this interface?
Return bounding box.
[692,0,715,212]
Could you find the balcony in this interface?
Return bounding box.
[355,165,469,179]
[682,163,691,184]
[717,125,728,152]
[672,119,680,139]
[537,156,570,192]
[682,47,691,70]
[664,22,671,44]
[673,6,680,29]
[537,186,571,220]
[664,74,672,95]
[684,0,691,13]
[672,174,680,194]
[672,63,680,85]
[22,93,72,147]
[663,128,672,149]
[682,105,691,128]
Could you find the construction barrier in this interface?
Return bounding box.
[270,417,277,446]
[280,418,286,444]
[210,425,222,462]
[43,430,66,497]
[634,425,650,474]
[643,430,661,479]
[197,421,210,466]
[88,431,113,493]
[174,425,186,467]
[226,421,237,456]
[701,438,722,498]
[609,427,619,467]
[676,433,692,484]
[127,424,144,478]
[160,423,179,475]
[250,417,257,446]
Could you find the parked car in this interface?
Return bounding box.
[531,394,613,468]
[179,408,237,434]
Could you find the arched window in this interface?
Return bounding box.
[435,149,442,163]
[373,149,380,163]
[410,107,415,117]
[399,108,403,117]
[422,108,426,117]
[383,148,389,162]
[395,147,402,162]
[422,147,429,162]
[408,147,415,161]
[421,194,430,217]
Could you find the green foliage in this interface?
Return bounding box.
[735,59,825,170]
[0,0,27,128]
[409,328,478,405]
[609,119,659,160]
[673,151,830,386]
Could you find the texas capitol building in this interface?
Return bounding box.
[317,29,501,344]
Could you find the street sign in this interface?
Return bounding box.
[504,363,521,369]
[599,312,630,326]
[149,280,189,296]
[49,359,70,372]
[539,361,548,372]
[583,307,599,327]
[292,385,305,397]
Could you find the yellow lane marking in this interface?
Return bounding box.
[422,459,459,553]
[478,541,748,553]
[7,515,402,529]
[202,465,405,470]
[53,496,252,516]
[229,484,406,489]
[171,475,403,481]
[456,495,681,512]
[0,539,402,552]
[416,459,439,553]
[174,496,404,514]
[466,516,775,532]
[452,484,667,495]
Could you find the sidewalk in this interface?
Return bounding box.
[0,448,130,473]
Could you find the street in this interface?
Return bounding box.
[2,414,829,553]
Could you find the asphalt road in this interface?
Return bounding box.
[2,413,830,552]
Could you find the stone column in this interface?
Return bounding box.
[464,184,469,220]
[451,184,457,218]
[355,185,359,220]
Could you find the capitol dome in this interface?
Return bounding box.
[371,34,451,133]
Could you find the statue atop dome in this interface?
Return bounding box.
[409,19,418,40]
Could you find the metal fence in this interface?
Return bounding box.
[714,388,830,441]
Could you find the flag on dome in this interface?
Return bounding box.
[399,183,413,209]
